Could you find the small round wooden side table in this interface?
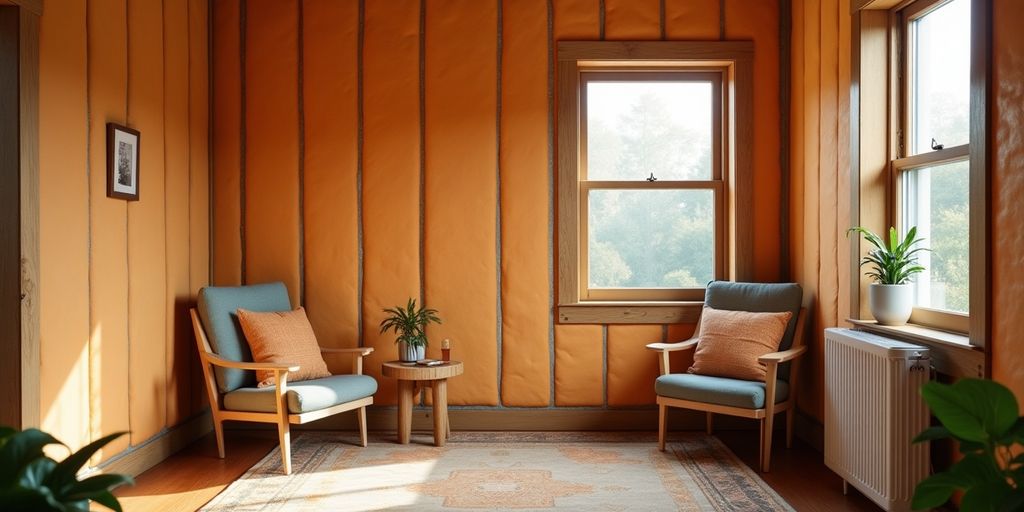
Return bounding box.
[381,361,464,447]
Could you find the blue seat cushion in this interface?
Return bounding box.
[223,375,378,414]
[655,373,789,410]
[197,282,292,393]
[704,281,803,380]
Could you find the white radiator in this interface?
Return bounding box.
[824,328,930,512]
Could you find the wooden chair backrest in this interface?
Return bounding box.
[190,308,224,411]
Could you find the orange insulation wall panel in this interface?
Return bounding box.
[726,0,781,282]
[552,0,602,407]
[667,323,697,372]
[607,325,663,406]
[424,0,499,406]
[302,0,360,353]
[992,0,1024,400]
[244,0,301,306]
[87,0,131,460]
[664,0,720,40]
[361,0,422,405]
[212,0,242,286]
[604,0,661,40]
[164,0,192,426]
[188,0,212,413]
[554,325,604,406]
[499,0,552,407]
[126,0,169,444]
[553,0,601,40]
[38,0,91,452]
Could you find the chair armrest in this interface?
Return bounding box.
[204,352,299,373]
[645,339,698,352]
[319,346,374,375]
[319,346,374,357]
[758,345,808,365]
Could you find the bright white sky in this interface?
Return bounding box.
[913,0,970,151]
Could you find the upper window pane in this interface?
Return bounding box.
[588,189,715,289]
[902,159,969,313]
[586,81,713,180]
[909,0,970,155]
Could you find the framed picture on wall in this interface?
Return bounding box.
[106,123,140,201]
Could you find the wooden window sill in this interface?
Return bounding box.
[558,302,703,324]
[847,318,984,378]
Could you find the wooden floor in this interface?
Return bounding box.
[114,429,881,512]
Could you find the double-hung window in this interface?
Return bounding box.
[893,0,972,333]
[556,42,753,323]
[580,72,725,302]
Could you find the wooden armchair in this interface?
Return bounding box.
[646,281,808,472]
[191,282,377,474]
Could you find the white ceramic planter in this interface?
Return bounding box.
[869,283,913,326]
[398,341,426,362]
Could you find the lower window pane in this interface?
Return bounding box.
[588,189,714,289]
[902,160,969,313]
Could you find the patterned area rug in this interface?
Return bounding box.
[202,432,793,511]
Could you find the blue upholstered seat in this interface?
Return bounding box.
[197,282,292,393]
[223,374,379,414]
[655,374,789,410]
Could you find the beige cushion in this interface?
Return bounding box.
[688,306,793,382]
[237,307,331,388]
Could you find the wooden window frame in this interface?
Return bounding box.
[889,0,977,335]
[556,41,754,324]
[850,0,989,377]
[579,70,726,303]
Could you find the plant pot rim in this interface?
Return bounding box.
[870,283,912,287]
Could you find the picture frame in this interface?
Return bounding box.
[106,123,140,201]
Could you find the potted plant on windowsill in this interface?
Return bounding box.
[847,226,927,326]
[380,298,442,362]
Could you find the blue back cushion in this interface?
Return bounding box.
[704,281,803,380]
[197,282,292,393]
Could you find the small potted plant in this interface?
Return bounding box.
[380,298,441,362]
[847,226,927,326]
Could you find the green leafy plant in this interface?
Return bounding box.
[379,298,442,348]
[912,379,1024,511]
[847,226,928,284]
[0,427,133,511]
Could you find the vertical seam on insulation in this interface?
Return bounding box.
[659,0,666,40]
[418,0,426,308]
[207,0,213,288]
[719,0,726,40]
[546,0,555,408]
[496,0,504,406]
[780,0,792,282]
[125,0,133,444]
[86,0,95,446]
[356,0,365,346]
[599,0,605,40]
[239,0,247,284]
[297,0,306,307]
[602,325,608,407]
[164,0,173,423]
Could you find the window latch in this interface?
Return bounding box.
[646,173,657,182]
[931,138,944,151]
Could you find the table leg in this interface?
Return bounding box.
[397,379,414,444]
[432,379,448,447]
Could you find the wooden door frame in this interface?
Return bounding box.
[0,0,40,429]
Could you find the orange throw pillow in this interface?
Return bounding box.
[236,307,331,388]
[688,306,793,382]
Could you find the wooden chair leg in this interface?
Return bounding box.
[213,417,226,459]
[786,407,795,449]
[357,406,368,447]
[277,418,292,475]
[705,412,713,435]
[658,403,667,452]
[761,411,775,473]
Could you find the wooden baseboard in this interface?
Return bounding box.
[98,411,213,477]
[226,406,772,433]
